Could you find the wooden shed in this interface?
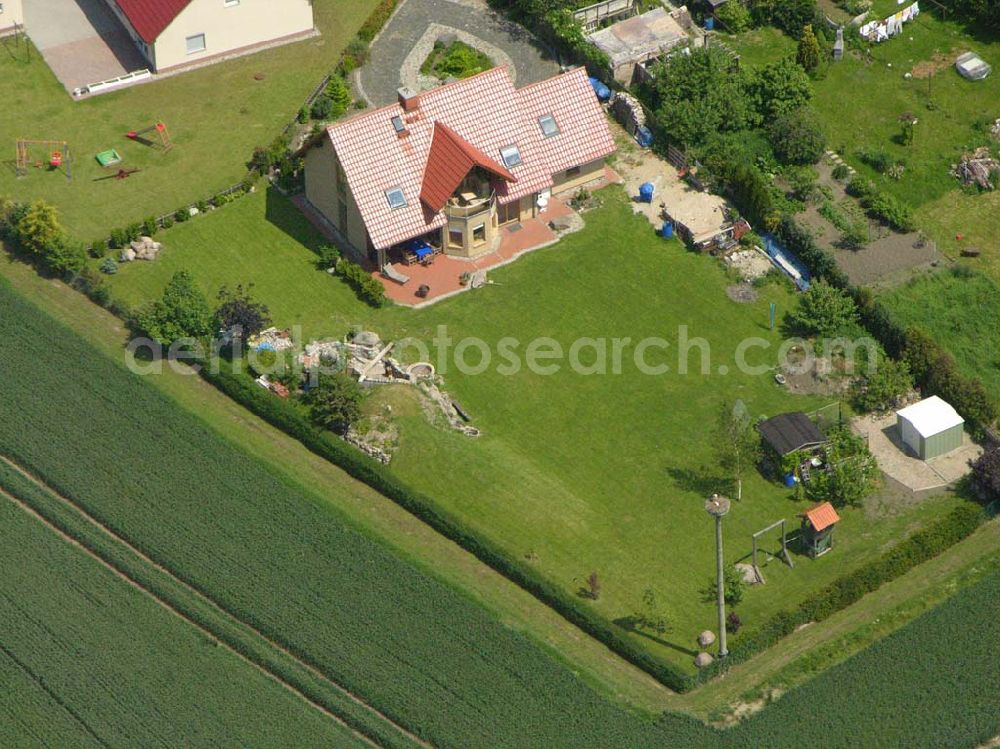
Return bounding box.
[799,501,840,559]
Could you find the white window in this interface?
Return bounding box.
[186,34,206,55]
[538,114,559,138]
[385,187,407,209]
[499,145,522,169]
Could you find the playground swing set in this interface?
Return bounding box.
[748,519,795,585]
[15,139,72,180]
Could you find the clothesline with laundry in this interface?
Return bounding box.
[859,2,920,43]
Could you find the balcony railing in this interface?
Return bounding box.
[444,191,495,218]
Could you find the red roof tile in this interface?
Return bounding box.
[420,123,516,212]
[322,66,614,250]
[801,502,840,532]
[115,0,193,43]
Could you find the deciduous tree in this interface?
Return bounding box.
[137,271,213,346]
[304,372,365,434]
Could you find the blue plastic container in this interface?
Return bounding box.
[661,221,673,239]
[704,16,715,30]
[588,76,611,101]
[784,473,799,487]
[639,182,655,203]
[635,126,653,148]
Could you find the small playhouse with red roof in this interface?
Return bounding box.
[799,501,841,559]
[302,66,616,271]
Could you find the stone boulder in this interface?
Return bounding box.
[698,630,716,648]
[694,652,714,669]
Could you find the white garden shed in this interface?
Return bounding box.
[896,396,965,460]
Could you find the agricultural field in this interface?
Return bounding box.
[0,488,369,749]
[0,0,379,238]
[1,265,999,748]
[809,12,1000,278]
[106,186,967,676]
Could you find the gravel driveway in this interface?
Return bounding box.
[356,0,559,106]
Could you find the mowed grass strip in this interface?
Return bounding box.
[109,187,963,673]
[0,0,378,237]
[0,458,426,749]
[0,494,368,749]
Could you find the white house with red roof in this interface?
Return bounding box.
[103,0,314,73]
[303,66,616,268]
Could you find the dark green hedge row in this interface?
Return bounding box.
[198,365,697,692]
[0,461,420,749]
[697,502,985,683]
[358,0,399,42]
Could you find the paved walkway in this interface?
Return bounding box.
[23,0,147,93]
[357,0,560,106]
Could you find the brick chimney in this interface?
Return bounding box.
[397,86,420,113]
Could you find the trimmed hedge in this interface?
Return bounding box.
[697,502,986,683]
[358,0,398,42]
[200,364,988,694]
[198,365,696,692]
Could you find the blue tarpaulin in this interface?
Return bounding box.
[589,76,611,101]
[762,233,811,291]
[635,126,653,148]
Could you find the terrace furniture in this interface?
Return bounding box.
[381,264,410,285]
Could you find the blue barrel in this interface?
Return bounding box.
[784,473,798,487]
[639,182,655,203]
[635,126,653,148]
[704,16,715,30]
[661,221,673,239]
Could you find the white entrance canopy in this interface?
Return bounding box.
[896,396,964,438]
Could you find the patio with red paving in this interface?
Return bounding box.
[376,197,575,307]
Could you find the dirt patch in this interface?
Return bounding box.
[911,48,962,79]
[726,283,759,304]
[779,354,854,397]
[797,161,943,287]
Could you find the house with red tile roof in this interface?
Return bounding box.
[303,66,616,269]
[103,0,314,73]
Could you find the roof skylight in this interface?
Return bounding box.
[499,145,522,168]
[538,114,559,138]
[385,187,407,209]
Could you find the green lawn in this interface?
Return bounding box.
[880,266,1000,404]
[810,14,1000,277]
[0,0,376,238]
[107,186,964,674]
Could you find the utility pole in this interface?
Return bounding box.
[705,493,731,658]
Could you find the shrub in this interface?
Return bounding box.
[851,356,912,412]
[174,208,191,223]
[342,37,370,72]
[109,227,128,248]
[316,244,341,269]
[161,215,175,230]
[704,566,746,606]
[89,238,108,258]
[769,106,826,165]
[142,216,159,237]
[304,371,365,434]
[42,238,87,277]
[335,259,389,307]
[135,270,213,346]
[215,284,272,342]
[968,448,1000,504]
[100,257,118,275]
[297,107,309,124]
[858,147,891,173]
[796,24,821,74]
[832,163,850,180]
[310,95,334,121]
[14,200,62,256]
[785,279,858,337]
[846,178,915,232]
[196,200,210,214]
[126,222,143,242]
[716,0,752,32]
[727,611,743,634]
[325,75,352,119]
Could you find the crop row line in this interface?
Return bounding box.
[0,456,431,749]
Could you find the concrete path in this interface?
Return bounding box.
[357,0,559,106]
[23,0,147,93]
